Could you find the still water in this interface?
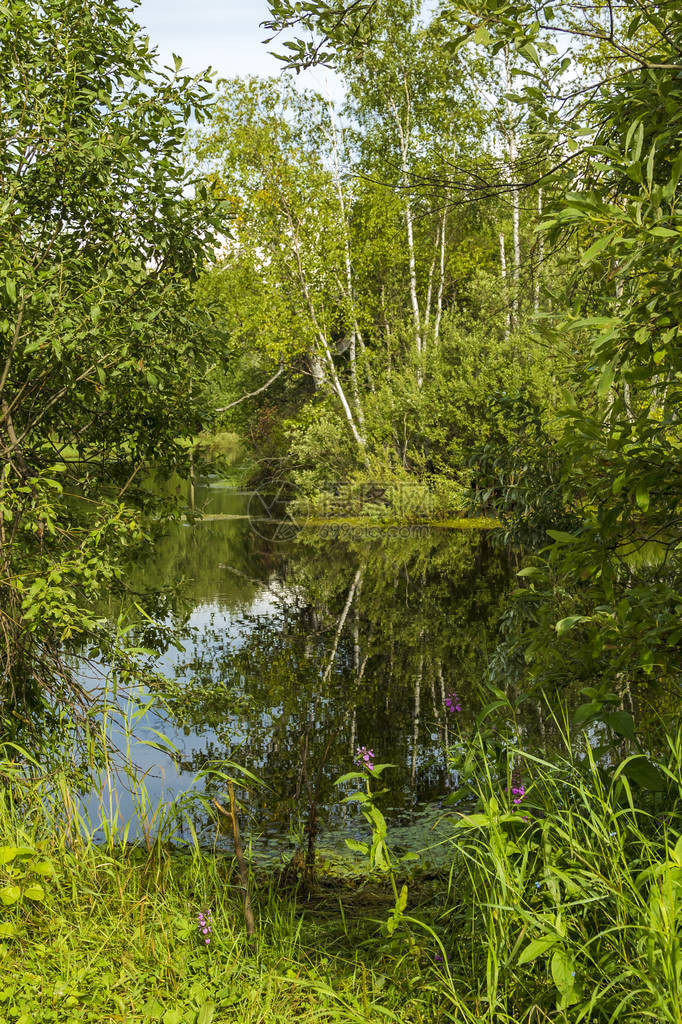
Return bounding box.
[86,481,517,862]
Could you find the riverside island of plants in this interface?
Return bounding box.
[2,1,682,1022]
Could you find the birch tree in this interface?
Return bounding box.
[195,78,367,453]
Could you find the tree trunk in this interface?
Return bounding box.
[286,211,367,453]
[500,232,511,338]
[504,49,520,322]
[433,207,447,345]
[389,89,423,383]
[534,188,543,313]
[327,102,366,427]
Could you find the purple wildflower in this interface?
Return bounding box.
[508,769,526,808]
[198,908,213,947]
[444,691,462,714]
[355,746,375,772]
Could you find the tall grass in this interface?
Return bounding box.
[3,681,681,1023]
[0,735,436,1024]
[434,727,682,1023]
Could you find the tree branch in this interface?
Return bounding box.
[215,362,285,412]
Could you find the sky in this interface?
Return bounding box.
[134,0,340,96]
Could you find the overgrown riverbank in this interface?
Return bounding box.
[0,798,442,1023]
[4,718,682,1024]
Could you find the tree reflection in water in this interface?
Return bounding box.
[148,498,514,860]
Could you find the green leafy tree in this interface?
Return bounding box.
[0,0,219,719]
[195,77,369,453]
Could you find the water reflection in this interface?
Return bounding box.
[92,482,513,858]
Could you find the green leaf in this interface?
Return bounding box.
[556,615,587,635]
[0,922,16,939]
[636,484,650,512]
[604,711,636,741]
[457,814,491,828]
[473,24,492,45]
[163,1010,183,1024]
[624,117,643,155]
[597,363,615,398]
[197,1001,215,1024]
[0,848,18,866]
[396,884,408,913]
[518,933,561,964]
[31,860,54,878]
[551,947,577,995]
[582,234,611,264]
[574,701,602,726]
[0,886,21,906]
[612,472,627,496]
[546,530,578,544]
[518,41,540,65]
[335,771,366,785]
[646,141,657,190]
[5,279,16,303]
[622,756,666,792]
[344,839,369,855]
[24,883,45,901]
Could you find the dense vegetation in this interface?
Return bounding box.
[2,0,682,1020]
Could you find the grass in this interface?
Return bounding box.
[0,773,443,1024]
[0,848,436,1023]
[3,721,682,1023]
[300,516,497,531]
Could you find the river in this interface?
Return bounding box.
[80,479,531,864]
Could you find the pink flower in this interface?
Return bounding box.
[355,746,375,771]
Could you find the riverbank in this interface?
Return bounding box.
[0,826,441,1023]
[3,726,682,1023]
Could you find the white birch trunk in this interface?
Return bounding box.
[286,210,367,452]
[504,49,520,321]
[433,208,447,345]
[424,249,437,330]
[326,102,365,427]
[437,662,449,759]
[534,188,543,313]
[322,567,362,685]
[500,232,510,338]
[309,351,327,389]
[389,88,423,383]
[411,652,423,785]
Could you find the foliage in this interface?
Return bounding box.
[436,723,682,1022]
[0,843,53,941]
[0,754,444,1024]
[0,0,220,714]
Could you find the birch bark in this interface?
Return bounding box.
[388,83,423,383]
[326,102,366,427]
[284,205,368,453]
